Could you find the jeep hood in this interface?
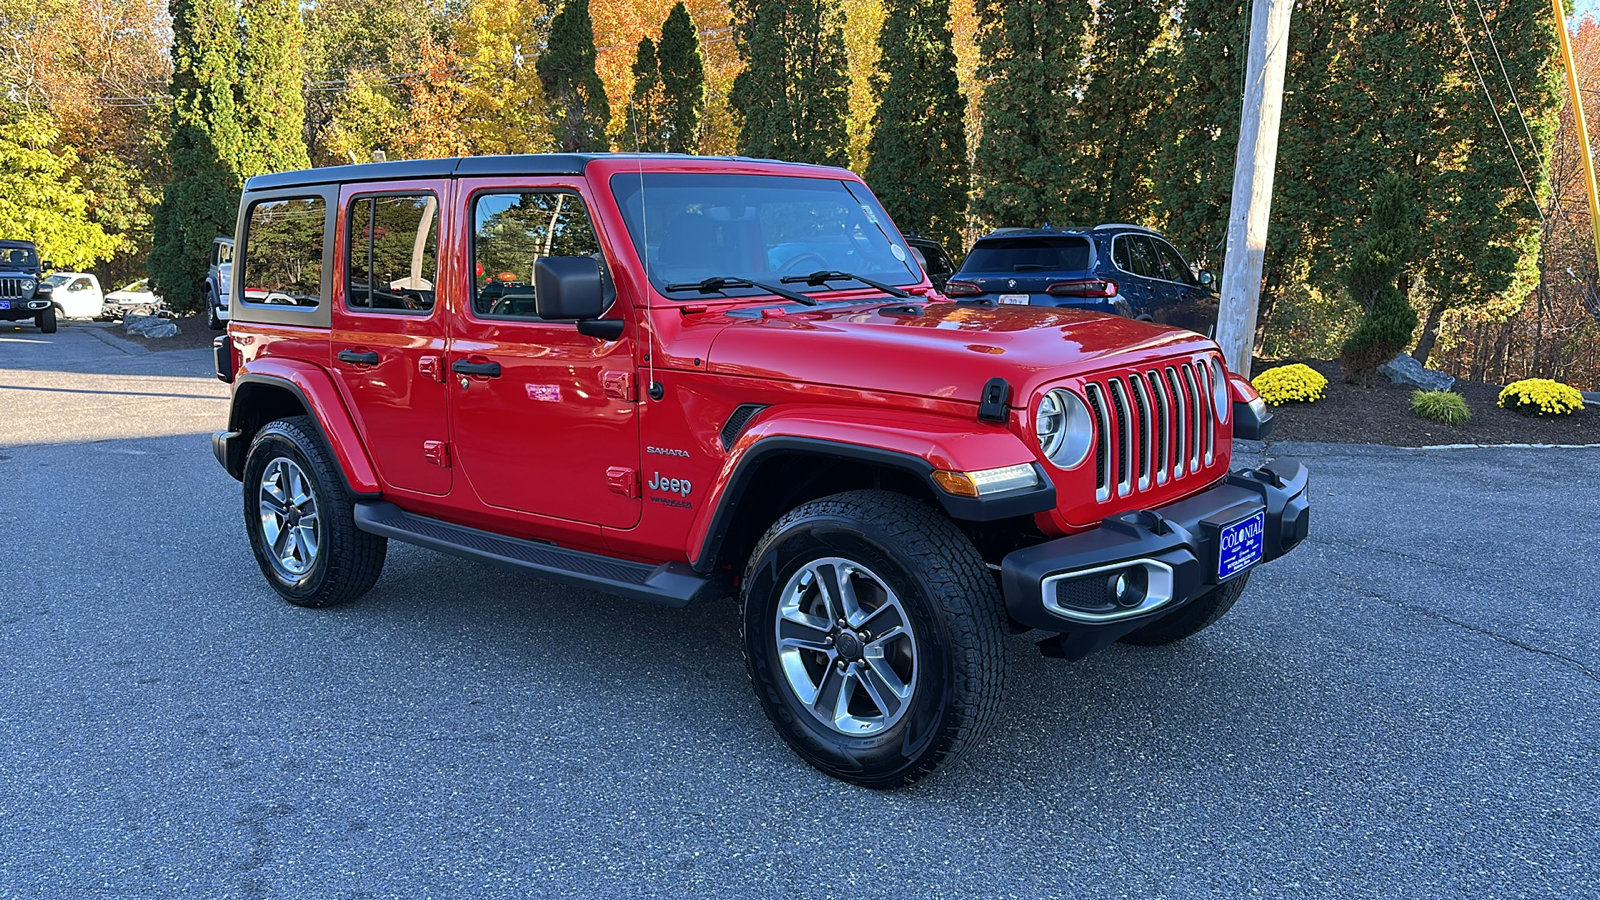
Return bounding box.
[703,301,1218,404]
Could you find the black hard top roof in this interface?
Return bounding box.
[0,239,39,249]
[243,152,821,192]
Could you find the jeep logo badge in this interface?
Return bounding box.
[648,472,691,497]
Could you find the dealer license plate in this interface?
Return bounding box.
[998,293,1029,305]
[1217,510,1266,581]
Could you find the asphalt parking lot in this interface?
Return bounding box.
[2,322,1597,898]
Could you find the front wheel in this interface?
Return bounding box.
[36,306,57,333]
[206,292,222,330]
[242,416,386,607]
[741,490,1006,789]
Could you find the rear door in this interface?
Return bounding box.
[446,179,642,529]
[330,180,452,496]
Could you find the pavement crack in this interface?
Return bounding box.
[1341,579,1600,686]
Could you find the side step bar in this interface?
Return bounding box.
[353,501,725,607]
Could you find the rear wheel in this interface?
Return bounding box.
[1119,573,1250,646]
[242,416,386,607]
[36,306,57,333]
[741,490,1005,788]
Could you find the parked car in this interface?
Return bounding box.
[0,239,56,332]
[206,237,233,330]
[104,278,164,314]
[41,272,105,320]
[903,232,958,292]
[945,224,1219,336]
[211,154,1305,788]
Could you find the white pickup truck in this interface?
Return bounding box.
[42,273,105,319]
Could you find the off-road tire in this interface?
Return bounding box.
[36,306,57,333]
[206,291,222,330]
[242,416,386,607]
[741,490,1006,789]
[1119,572,1251,646]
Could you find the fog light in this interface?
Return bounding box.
[1108,566,1148,608]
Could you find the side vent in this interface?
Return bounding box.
[720,404,769,451]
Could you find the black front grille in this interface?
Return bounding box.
[0,277,27,300]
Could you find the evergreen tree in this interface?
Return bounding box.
[863,0,967,251]
[626,38,668,152]
[538,0,611,153]
[1061,0,1169,223]
[239,0,310,175]
[970,0,1092,227]
[730,0,851,167]
[149,0,245,314]
[657,2,706,154]
[1340,173,1422,383]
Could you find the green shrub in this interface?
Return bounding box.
[1339,173,1421,384]
[1411,390,1470,425]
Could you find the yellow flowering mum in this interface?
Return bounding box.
[1497,378,1584,417]
[1251,364,1328,405]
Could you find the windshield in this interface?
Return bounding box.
[43,274,70,287]
[610,173,921,299]
[1,246,39,269]
[961,236,1092,273]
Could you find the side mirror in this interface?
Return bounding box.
[41,260,53,272]
[1197,270,1215,287]
[533,256,622,340]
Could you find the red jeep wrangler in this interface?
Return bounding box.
[212,154,1308,787]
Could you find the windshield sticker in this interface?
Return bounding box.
[525,384,561,402]
[891,244,907,262]
[861,205,880,225]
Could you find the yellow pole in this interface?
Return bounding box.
[1553,0,1600,276]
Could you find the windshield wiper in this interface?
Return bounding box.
[662,276,818,306]
[779,270,912,299]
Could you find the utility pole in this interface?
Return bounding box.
[1215,0,1294,378]
[1551,0,1600,279]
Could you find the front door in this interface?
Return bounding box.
[446,180,641,529]
[330,181,452,496]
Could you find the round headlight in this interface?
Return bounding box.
[1036,388,1093,470]
[1209,356,1229,423]
[21,278,36,292]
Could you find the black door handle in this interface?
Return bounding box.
[338,349,379,365]
[452,359,502,378]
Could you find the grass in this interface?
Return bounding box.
[1411,390,1471,425]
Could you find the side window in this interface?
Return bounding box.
[472,191,601,320]
[347,194,439,313]
[242,197,326,308]
[1153,239,1198,286]
[1127,235,1164,280]
[1114,236,1133,272]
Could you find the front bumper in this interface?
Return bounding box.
[1000,458,1310,658]
[0,298,51,319]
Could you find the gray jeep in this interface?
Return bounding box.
[0,240,56,332]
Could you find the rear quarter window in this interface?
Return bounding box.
[241,196,327,308]
[961,236,1092,273]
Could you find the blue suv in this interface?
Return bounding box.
[944,224,1219,336]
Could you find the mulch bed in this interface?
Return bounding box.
[120,314,222,352]
[1256,358,1600,447]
